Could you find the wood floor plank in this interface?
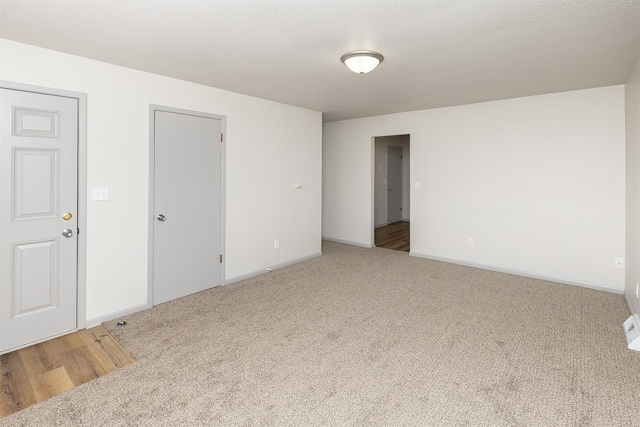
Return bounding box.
[18,343,60,374]
[94,334,135,368]
[375,221,410,252]
[81,326,134,368]
[30,367,75,403]
[59,346,106,386]
[0,351,37,416]
[0,326,134,419]
[16,342,59,377]
[0,402,12,419]
[76,327,99,345]
[87,340,134,372]
[85,342,120,373]
[43,331,86,354]
[0,353,18,414]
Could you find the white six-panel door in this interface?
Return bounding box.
[0,89,78,354]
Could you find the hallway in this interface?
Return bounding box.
[374,221,410,252]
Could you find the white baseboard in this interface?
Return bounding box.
[85,303,152,328]
[625,292,640,321]
[225,251,323,286]
[409,251,624,295]
[86,253,323,327]
[322,237,373,248]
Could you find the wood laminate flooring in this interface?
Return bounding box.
[0,326,134,418]
[375,221,410,252]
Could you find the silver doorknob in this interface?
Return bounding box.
[62,229,73,238]
[157,214,166,222]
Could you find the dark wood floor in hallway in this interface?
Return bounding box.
[375,221,410,252]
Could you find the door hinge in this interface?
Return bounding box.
[220,254,222,263]
[77,227,80,234]
[400,208,402,211]
[220,134,223,142]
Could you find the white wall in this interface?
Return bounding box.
[0,39,322,323]
[374,135,410,227]
[324,86,625,291]
[626,53,640,316]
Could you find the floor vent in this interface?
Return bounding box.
[623,316,640,351]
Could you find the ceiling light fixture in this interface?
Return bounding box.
[341,51,384,74]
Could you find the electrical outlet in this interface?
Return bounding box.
[468,238,474,247]
[615,257,624,269]
[274,240,279,249]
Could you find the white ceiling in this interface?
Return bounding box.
[1,0,639,122]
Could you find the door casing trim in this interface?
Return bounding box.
[147,104,226,306]
[0,80,88,335]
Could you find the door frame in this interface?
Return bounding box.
[371,134,411,248]
[0,80,88,333]
[386,145,403,224]
[147,105,226,306]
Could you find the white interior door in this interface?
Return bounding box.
[153,109,223,305]
[387,146,403,224]
[0,88,78,354]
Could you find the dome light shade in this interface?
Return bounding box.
[341,51,384,74]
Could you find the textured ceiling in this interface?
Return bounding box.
[1,0,639,122]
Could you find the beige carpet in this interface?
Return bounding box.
[4,241,640,426]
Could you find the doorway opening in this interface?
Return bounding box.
[373,134,410,252]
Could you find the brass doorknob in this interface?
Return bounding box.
[62,212,73,220]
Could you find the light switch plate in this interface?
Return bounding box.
[92,187,109,201]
